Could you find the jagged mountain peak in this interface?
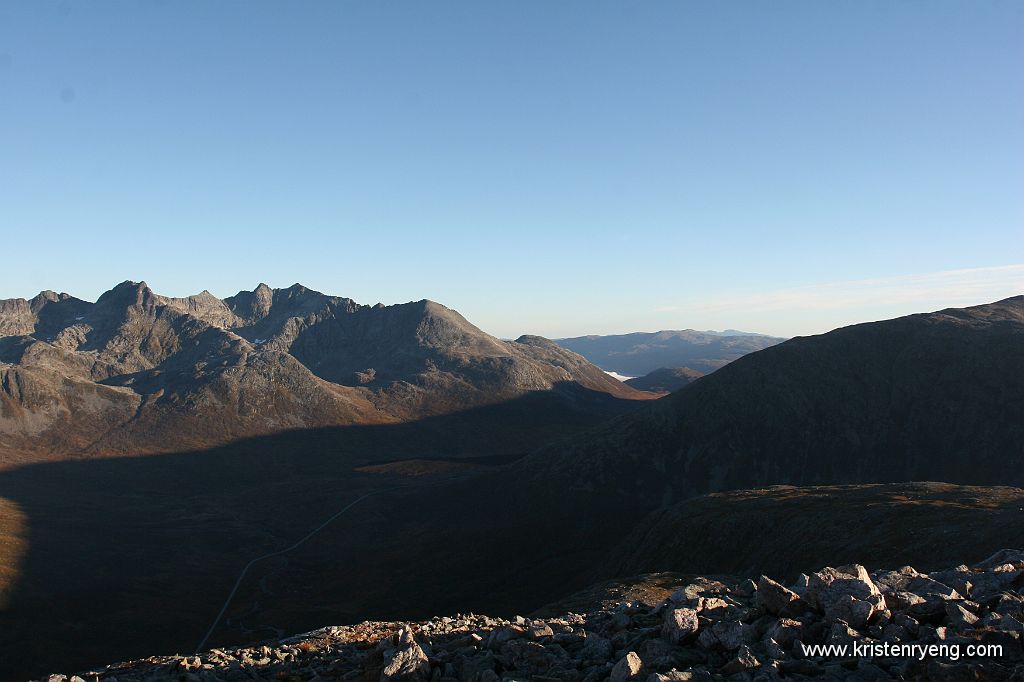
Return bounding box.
[30,290,61,305]
[95,280,155,308]
[415,298,474,321]
[250,282,274,305]
[0,280,655,458]
[278,282,321,297]
[110,279,150,293]
[393,298,455,316]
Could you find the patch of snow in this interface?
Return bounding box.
[604,370,635,382]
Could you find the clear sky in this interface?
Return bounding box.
[1,1,1021,339]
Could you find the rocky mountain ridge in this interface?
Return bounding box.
[38,550,1024,682]
[0,281,651,461]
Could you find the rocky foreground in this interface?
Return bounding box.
[40,551,1024,682]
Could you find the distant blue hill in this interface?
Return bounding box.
[555,329,785,376]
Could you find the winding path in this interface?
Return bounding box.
[194,470,473,654]
[194,489,384,653]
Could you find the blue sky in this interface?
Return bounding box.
[1,1,1021,338]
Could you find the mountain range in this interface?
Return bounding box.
[0,281,652,465]
[555,329,785,376]
[0,290,1022,680]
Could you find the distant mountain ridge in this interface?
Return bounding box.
[705,328,775,337]
[555,329,785,376]
[0,281,652,462]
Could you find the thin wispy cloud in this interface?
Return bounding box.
[661,265,1024,316]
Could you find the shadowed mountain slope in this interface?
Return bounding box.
[556,329,784,376]
[600,482,1024,581]
[520,296,1024,506]
[0,281,652,462]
